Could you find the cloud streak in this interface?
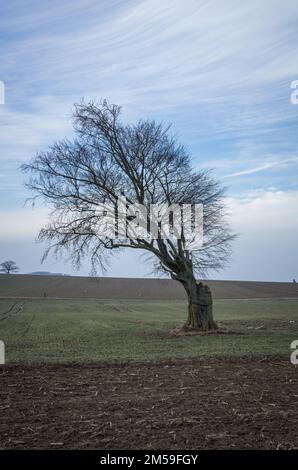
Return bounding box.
[224,156,298,178]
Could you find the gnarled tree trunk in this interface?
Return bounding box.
[180,277,217,331]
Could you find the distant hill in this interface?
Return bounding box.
[29,271,65,276]
[0,274,297,300]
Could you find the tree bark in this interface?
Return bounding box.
[180,277,217,331]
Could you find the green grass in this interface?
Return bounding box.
[0,297,298,362]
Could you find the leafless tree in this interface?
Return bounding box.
[22,100,235,330]
[0,260,19,274]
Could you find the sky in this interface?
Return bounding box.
[0,0,298,281]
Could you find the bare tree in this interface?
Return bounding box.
[0,260,19,274]
[22,100,235,330]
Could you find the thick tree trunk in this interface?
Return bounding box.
[182,278,217,331]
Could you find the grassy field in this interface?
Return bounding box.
[1,296,298,450]
[1,297,298,362]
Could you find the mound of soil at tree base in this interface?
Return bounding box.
[0,356,297,450]
[144,326,244,336]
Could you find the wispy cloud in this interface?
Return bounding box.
[1,1,298,160]
[224,156,298,178]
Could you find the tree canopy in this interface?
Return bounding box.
[23,100,235,329]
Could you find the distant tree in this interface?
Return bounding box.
[0,260,19,274]
[22,100,236,331]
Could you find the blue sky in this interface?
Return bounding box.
[0,0,298,280]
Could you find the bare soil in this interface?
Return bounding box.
[0,356,297,450]
[1,274,298,300]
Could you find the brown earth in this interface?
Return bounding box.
[0,356,297,450]
[0,274,298,300]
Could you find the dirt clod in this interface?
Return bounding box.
[0,356,297,450]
